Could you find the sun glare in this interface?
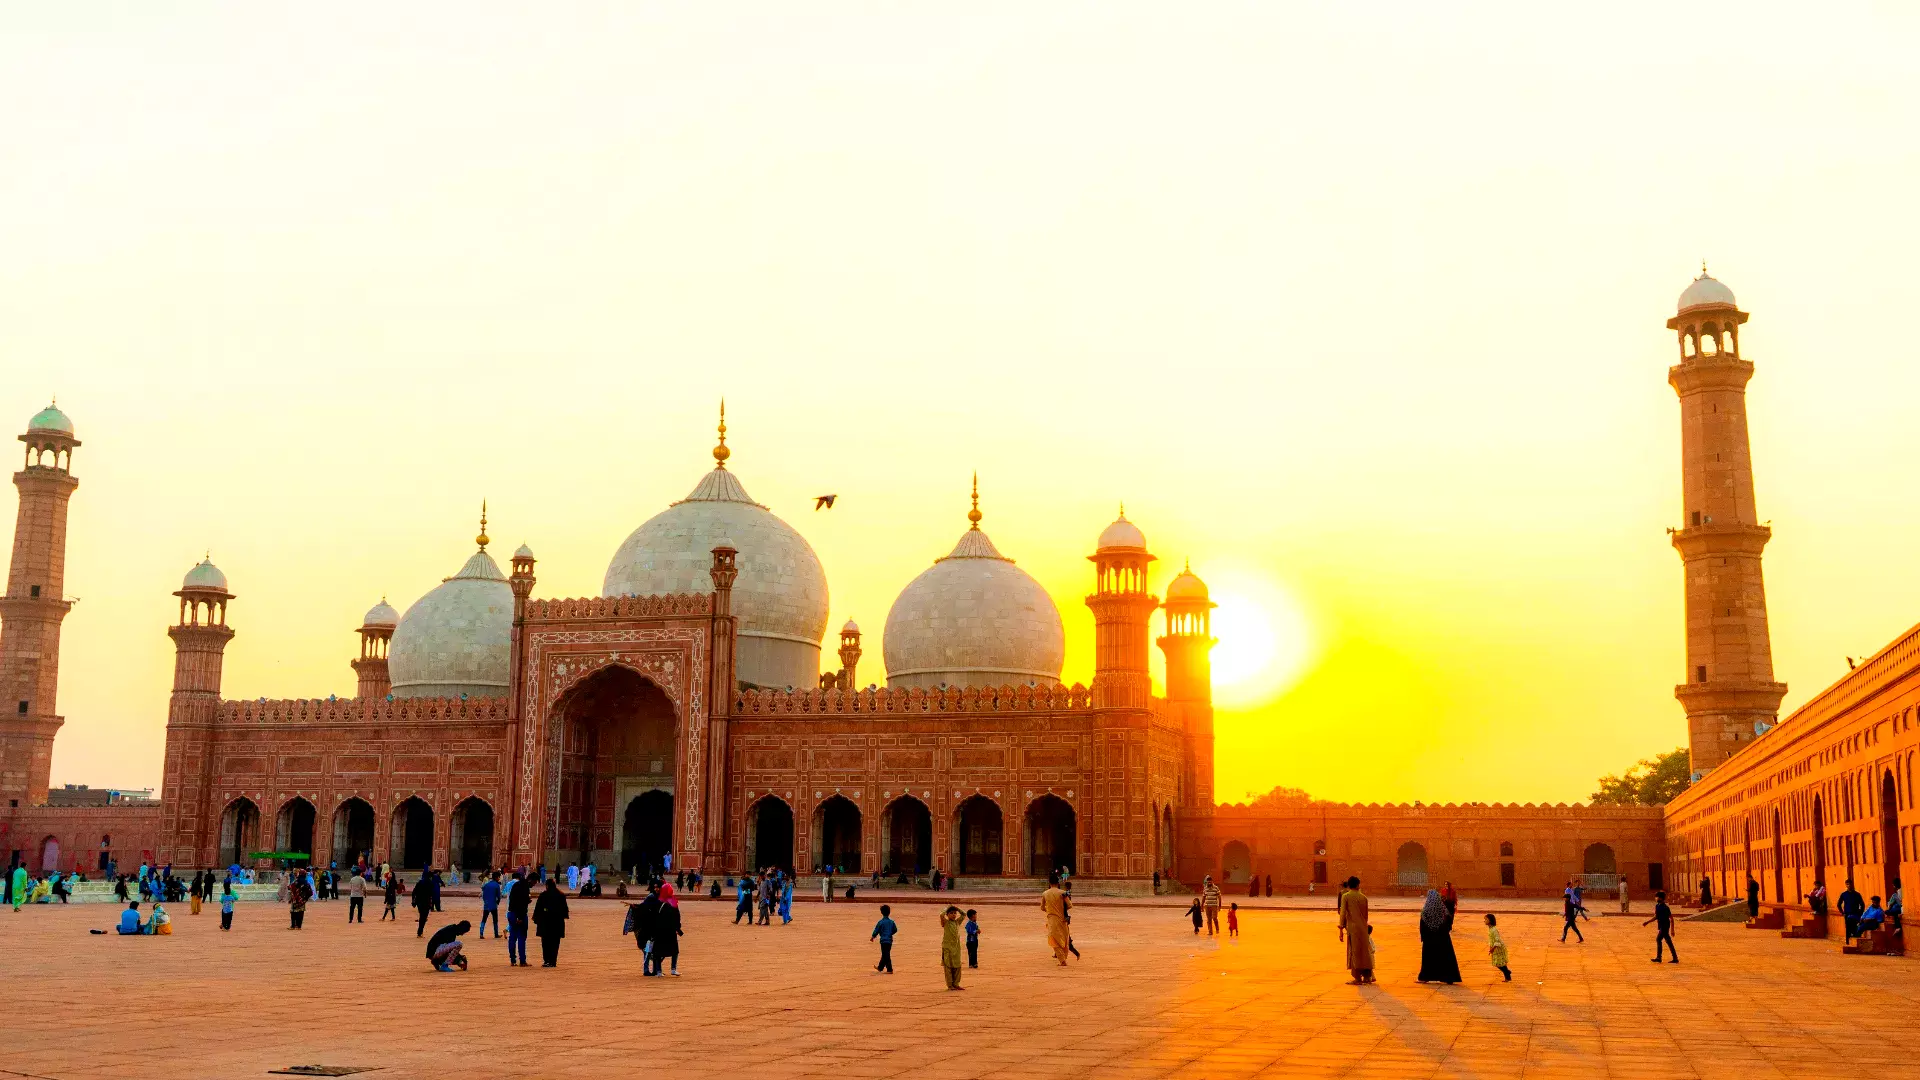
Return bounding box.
[1193,569,1314,708]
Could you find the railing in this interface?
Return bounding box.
[1392,872,1430,888]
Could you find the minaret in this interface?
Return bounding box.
[0,402,80,807]
[1158,561,1216,809]
[1667,266,1786,775]
[837,620,863,688]
[160,556,234,865]
[1086,505,1158,710]
[353,598,398,699]
[503,530,537,865]
[170,558,235,700]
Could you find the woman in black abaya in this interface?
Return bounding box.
[1416,889,1462,984]
[533,878,570,967]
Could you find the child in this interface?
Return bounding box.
[871,904,898,974]
[219,884,236,931]
[1644,890,1678,963]
[940,905,965,990]
[1227,902,1239,938]
[1186,896,1203,934]
[1485,913,1511,981]
[964,909,980,969]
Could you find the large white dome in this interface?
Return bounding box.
[388,546,513,699]
[883,514,1064,691]
[603,463,829,689]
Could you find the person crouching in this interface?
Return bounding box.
[427,920,472,971]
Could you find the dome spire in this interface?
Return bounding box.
[713,399,730,469]
[968,472,982,530]
[475,500,490,550]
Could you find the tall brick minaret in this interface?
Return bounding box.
[1668,267,1787,776]
[1087,506,1159,710]
[158,557,234,864]
[0,402,80,808]
[1158,561,1216,809]
[353,598,398,699]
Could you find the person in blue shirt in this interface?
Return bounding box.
[734,877,754,925]
[964,909,980,969]
[871,904,898,974]
[479,872,502,938]
[778,876,794,925]
[1858,896,1887,935]
[219,885,236,931]
[116,902,143,935]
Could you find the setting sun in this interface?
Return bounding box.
[1190,569,1315,708]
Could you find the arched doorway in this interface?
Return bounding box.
[392,797,434,869]
[884,796,933,876]
[1772,808,1784,903]
[38,836,60,874]
[747,796,795,872]
[1882,771,1901,898]
[813,796,862,873]
[555,665,677,869]
[1813,795,1827,887]
[1583,843,1618,890]
[333,799,375,868]
[954,796,1003,875]
[1221,840,1252,883]
[1396,842,1428,887]
[276,798,316,864]
[219,799,259,867]
[620,790,674,877]
[1160,805,1175,873]
[1025,795,1076,878]
[451,797,494,872]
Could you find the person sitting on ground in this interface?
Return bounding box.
[426,919,473,971]
[116,901,143,935]
[149,903,172,934]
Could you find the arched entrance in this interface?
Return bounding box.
[392,797,434,869]
[813,796,862,873]
[884,796,932,876]
[1584,843,1617,877]
[451,797,494,872]
[333,799,376,868]
[555,665,677,869]
[219,799,259,867]
[1396,842,1429,887]
[1882,770,1901,898]
[1025,795,1076,878]
[747,796,795,872]
[954,796,1003,875]
[1813,795,1827,887]
[276,798,316,864]
[1221,840,1252,883]
[38,836,60,874]
[620,790,674,877]
[1160,805,1175,873]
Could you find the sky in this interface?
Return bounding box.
[4,3,1920,805]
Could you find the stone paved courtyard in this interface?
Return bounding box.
[4,897,1915,1079]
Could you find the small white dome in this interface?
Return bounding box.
[603,464,829,689]
[513,543,535,559]
[182,558,228,592]
[1165,562,1210,603]
[362,598,400,627]
[842,618,861,634]
[27,402,73,436]
[1097,508,1147,552]
[388,546,512,699]
[883,523,1064,690]
[1677,272,1736,312]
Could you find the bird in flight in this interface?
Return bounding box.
[815,495,837,510]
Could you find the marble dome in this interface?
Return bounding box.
[1096,508,1147,552]
[27,402,72,436]
[1677,272,1736,312]
[361,598,400,627]
[388,543,513,699]
[181,557,228,592]
[602,448,829,690]
[883,497,1064,690]
[1165,562,1210,602]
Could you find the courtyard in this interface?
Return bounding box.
[3,895,1914,1079]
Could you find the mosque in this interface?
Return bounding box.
[6,270,1914,917]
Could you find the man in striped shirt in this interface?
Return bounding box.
[1201,875,1222,936]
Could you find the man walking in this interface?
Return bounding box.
[413,866,438,937]
[505,870,532,967]
[1644,890,1678,963]
[479,872,502,938]
[1560,888,1585,943]
[1201,875,1222,936]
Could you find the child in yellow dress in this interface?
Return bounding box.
[1485,913,1510,981]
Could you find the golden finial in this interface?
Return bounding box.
[713,398,730,469]
[475,500,490,550]
[967,472,982,530]
[1700,258,1709,278]
[1117,501,1126,519]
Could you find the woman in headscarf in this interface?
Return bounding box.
[1416,888,1462,984]
[778,875,794,925]
[653,883,683,976]
[629,885,662,975]
[533,878,569,967]
[1336,876,1373,984]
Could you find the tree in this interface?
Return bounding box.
[1245,785,1316,808]
[1591,747,1691,806]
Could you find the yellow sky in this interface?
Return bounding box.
[5,4,1920,804]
